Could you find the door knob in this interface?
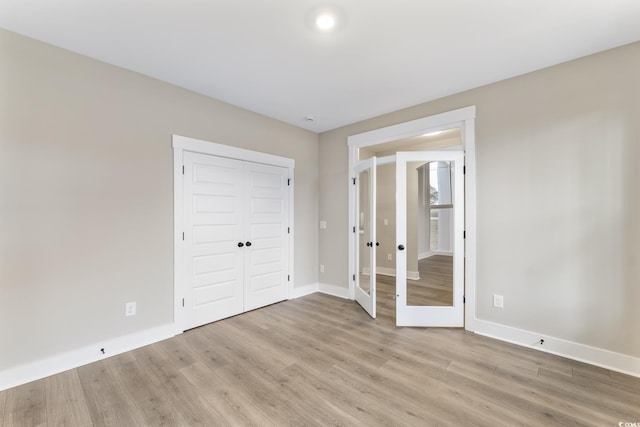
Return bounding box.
[366,242,372,247]
[237,242,244,247]
[245,241,252,247]
[398,244,405,250]
[376,242,380,246]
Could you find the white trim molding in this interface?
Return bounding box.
[472,319,640,378]
[290,283,319,299]
[362,267,420,280]
[173,135,294,168]
[0,324,175,391]
[319,283,351,299]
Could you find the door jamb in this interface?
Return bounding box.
[346,106,477,331]
[172,134,295,335]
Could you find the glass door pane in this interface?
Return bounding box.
[358,168,371,296]
[408,161,454,307]
[354,157,376,318]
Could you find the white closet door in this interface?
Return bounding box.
[183,152,244,329]
[244,162,289,311]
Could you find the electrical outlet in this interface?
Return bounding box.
[493,294,504,309]
[387,254,392,261]
[125,302,136,316]
[319,220,327,229]
[320,264,325,273]
[383,218,389,226]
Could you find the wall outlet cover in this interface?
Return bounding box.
[125,302,137,316]
[493,294,504,309]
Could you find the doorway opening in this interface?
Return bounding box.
[347,106,476,329]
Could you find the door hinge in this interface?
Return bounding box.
[182,165,185,175]
[182,232,185,241]
[288,227,290,234]
[352,274,356,281]
[353,226,356,233]
[463,166,466,175]
[182,298,185,307]
[463,296,466,304]
[352,177,356,185]
[288,178,291,186]
[288,275,290,281]
[463,230,466,239]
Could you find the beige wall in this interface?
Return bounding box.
[375,163,418,273]
[319,42,640,358]
[0,29,318,370]
[375,164,396,270]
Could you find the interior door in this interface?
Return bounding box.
[243,162,290,311]
[183,151,245,329]
[395,151,464,326]
[354,157,377,318]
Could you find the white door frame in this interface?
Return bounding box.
[347,106,477,331]
[172,134,295,334]
[396,150,465,326]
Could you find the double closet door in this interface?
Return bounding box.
[183,151,290,330]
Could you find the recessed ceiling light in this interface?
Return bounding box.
[316,14,336,31]
[306,5,345,33]
[304,116,315,122]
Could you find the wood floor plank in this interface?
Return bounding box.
[229,314,339,374]
[279,363,408,427]
[325,362,455,425]
[537,367,640,420]
[179,325,233,372]
[107,356,184,426]
[77,359,147,426]
[152,334,198,370]
[0,388,6,426]
[212,361,315,425]
[2,380,47,427]
[256,364,364,426]
[197,319,294,375]
[133,345,228,426]
[447,359,613,426]
[379,358,526,426]
[44,370,92,427]
[180,362,277,427]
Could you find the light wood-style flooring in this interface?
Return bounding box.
[361,254,454,308]
[1,292,639,426]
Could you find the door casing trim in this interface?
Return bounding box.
[346,106,477,330]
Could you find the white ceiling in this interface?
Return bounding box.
[1,1,639,133]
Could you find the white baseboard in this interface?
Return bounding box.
[0,323,175,391]
[407,271,420,281]
[290,282,319,299]
[472,318,640,378]
[376,267,395,277]
[318,283,351,299]
[365,267,420,281]
[419,251,453,259]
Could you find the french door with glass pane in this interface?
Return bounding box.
[354,157,377,317]
[353,151,464,326]
[395,151,464,326]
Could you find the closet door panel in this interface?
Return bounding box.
[244,162,290,311]
[183,152,245,329]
